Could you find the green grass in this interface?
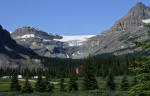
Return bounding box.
[0,76,132,96]
[0,79,11,91]
[0,91,126,96]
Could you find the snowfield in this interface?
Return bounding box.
[55,35,95,46]
[55,35,95,42]
[16,34,35,39]
[10,31,95,46]
[142,19,150,23]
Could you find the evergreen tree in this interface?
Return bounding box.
[35,74,45,92]
[82,56,98,90]
[60,78,65,91]
[68,73,78,91]
[131,76,138,87]
[22,76,33,93]
[10,72,21,92]
[128,24,150,96]
[120,75,129,91]
[57,65,66,78]
[47,83,54,92]
[106,72,116,91]
[43,75,49,91]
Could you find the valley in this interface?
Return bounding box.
[0,1,150,96]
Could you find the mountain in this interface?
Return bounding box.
[11,27,77,58]
[71,2,150,58]
[0,25,41,69]
[10,2,150,59]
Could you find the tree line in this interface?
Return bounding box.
[0,53,136,78]
[9,56,135,94]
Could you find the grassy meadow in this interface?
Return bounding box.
[0,76,133,96]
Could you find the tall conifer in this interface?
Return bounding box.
[128,24,150,96]
[82,55,98,90]
[22,76,33,93]
[10,72,21,92]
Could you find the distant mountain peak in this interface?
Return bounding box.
[12,26,62,40]
[71,2,150,59]
[135,2,145,7]
[16,26,41,34]
[110,2,150,32]
[126,2,150,19]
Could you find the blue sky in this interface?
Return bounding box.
[0,0,150,35]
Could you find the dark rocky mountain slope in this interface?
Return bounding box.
[0,25,41,69]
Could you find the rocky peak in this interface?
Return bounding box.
[125,2,150,19]
[134,2,146,9]
[72,2,150,59]
[13,26,40,35]
[111,2,150,32]
[12,26,62,40]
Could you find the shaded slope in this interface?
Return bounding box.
[0,25,37,59]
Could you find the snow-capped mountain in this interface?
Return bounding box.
[55,35,95,46]
[9,2,150,59]
[11,27,77,58]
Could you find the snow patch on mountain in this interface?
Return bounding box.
[142,19,150,23]
[43,39,52,42]
[56,35,95,42]
[17,34,35,39]
[55,35,95,46]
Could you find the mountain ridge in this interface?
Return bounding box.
[11,27,77,58]
[9,2,150,59]
[71,2,150,58]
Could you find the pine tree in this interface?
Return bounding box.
[131,76,138,87]
[10,72,21,92]
[120,75,129,91]
[60,78,65,91]
[82,56,98,90]
[35,74,45,92]
[43,75,49,91]
[22,76,33,93]
[106,72,116,91]
[128,24,150,96]
[68,73,78,91]
[47,83,54,92]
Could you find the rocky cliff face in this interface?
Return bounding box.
[0,25,42,69]
[72,2,150,59]
[111,2,150,32]
[11,27,77,58]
